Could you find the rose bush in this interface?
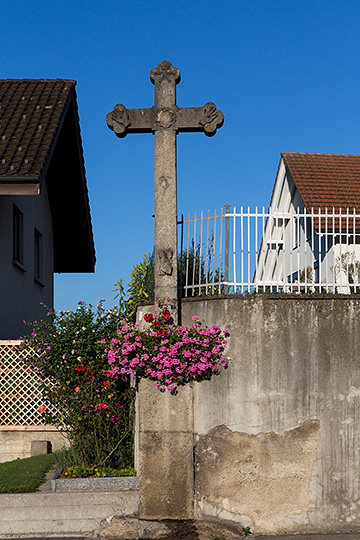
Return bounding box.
[21,301,134,469]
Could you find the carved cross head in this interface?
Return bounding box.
[106,60,224,138]
[150,60,180,85]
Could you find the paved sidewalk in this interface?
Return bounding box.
[12,533,360,540]
[6,518,360,540]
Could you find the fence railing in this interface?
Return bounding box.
[0,341,52,428]
[179,205,360,296]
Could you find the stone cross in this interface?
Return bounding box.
[106,60,224,316]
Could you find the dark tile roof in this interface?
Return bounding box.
[282,152,360,212]
[0,79,75,179]
[0,79,95,272]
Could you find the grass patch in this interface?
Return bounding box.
[0,451,137,493]
[0,453,57,494]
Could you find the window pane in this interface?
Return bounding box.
[13,205,24,265]
[34,228,42,282]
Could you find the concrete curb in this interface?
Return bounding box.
[51,472,140,492]
[0,490,139,538]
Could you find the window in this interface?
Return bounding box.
[34,228,43,284]
[13,205,24,267]
[293,216,302,249]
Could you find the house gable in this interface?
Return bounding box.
[255,152,360,292]
[0,79,95,272]
[0,79,95,338]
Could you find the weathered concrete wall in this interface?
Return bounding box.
[180,295,360,534]
[0,428,67,463]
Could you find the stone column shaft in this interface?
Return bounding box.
[154,129,178,314]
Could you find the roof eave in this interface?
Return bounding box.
[0,179,39,195]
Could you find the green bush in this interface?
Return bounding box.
[21,302,135,469]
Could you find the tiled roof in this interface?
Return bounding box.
[0,79,75,179]
[282,152,360,211]
[0,78,95,272]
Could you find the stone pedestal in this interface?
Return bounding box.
[137,379,194,519]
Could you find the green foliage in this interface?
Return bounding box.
[54,445,82,469]
[62,464,136,478]
[112,277,126,313]
[114,253,154,321]
[211,526,252,539]
[0,453,57,493]
[21,302,135,469]
[114,243,224,319]
[0,452,136,493]
[126,253,152,320]
[179,241,224,297]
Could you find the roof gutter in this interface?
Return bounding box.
[0,176,40,195]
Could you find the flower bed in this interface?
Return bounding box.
[106,299,230,394]
[51,468,139,492]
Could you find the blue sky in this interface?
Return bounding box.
[3,0,360,310]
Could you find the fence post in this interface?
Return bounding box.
[224,203,230,295]
[178,214,184,323]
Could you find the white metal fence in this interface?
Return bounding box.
[179,205,360,296]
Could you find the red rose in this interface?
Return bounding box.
[162,310,171,318]
[144,313,154,323]
[157,328,165,337]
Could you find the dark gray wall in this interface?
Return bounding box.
[0,184,54,339]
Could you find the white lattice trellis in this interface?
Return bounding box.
[0,340,51,426]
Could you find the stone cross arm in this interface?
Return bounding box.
[106,102,224,138]
[105,61,224,318]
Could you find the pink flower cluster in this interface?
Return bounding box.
[106,311,229,394]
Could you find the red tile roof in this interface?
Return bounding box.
[282,152,360,212]
[0,79,76,180]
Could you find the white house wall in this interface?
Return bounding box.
[330,243,360,293]
[0,182,54,339]
[254,165,360,290]
[256,163,300,284]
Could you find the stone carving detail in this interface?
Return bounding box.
[158,249,173,276]
[156,108,176,129]
[199,102,224,135]
[150,61,180,84]
[106,104,130,137]
[158,176,169,191]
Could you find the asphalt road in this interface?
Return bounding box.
[12,533,360,540]
[257,534,360,540]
